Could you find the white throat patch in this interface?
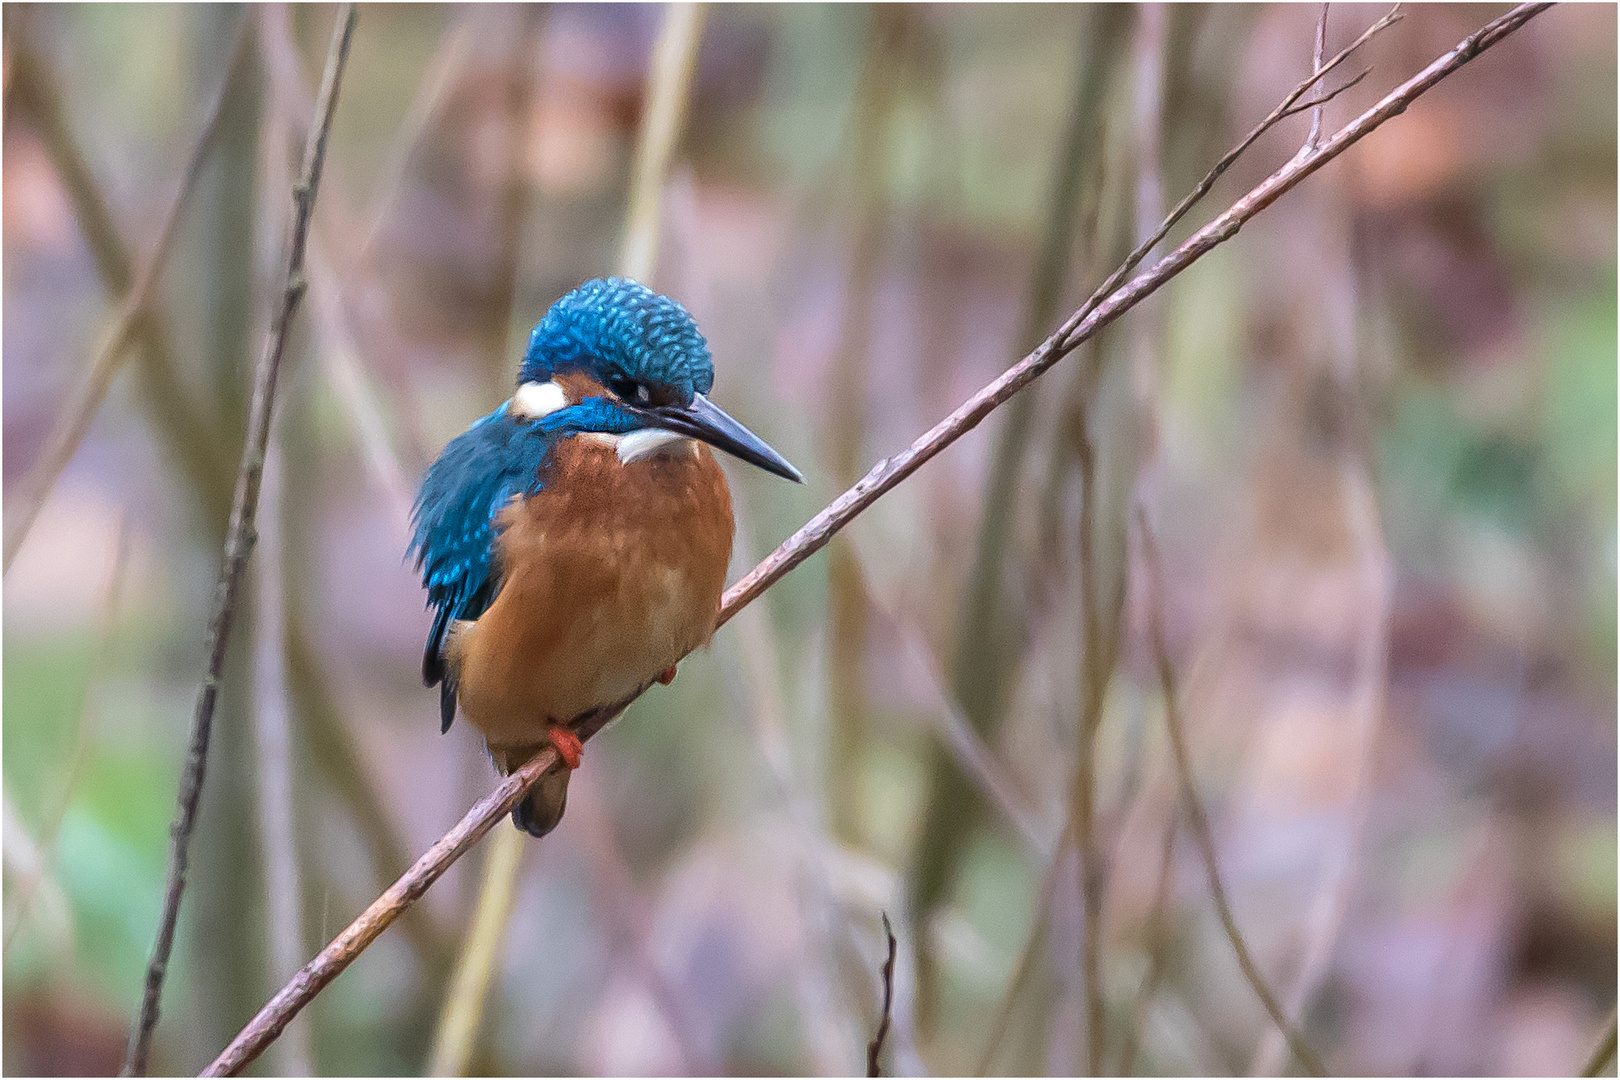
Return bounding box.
[511,380,567,419]
[615,428,692,464]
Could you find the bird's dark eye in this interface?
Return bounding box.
[608,375,652,405]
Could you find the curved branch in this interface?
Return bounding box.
[200,5,1552,1073]
[123,8,359,1074]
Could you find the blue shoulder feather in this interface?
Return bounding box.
[410,405,553,696]
[409,398,641,731]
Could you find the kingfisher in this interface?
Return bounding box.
[411,278,802,837]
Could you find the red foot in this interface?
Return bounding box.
[656,665,677,686]
[548,727,583,770]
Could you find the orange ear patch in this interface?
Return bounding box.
[553,370,609,402]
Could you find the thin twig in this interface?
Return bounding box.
[1115,810,1180,1077]
[1064,4,1400,353]
[203,6,1552,1070]
[1582,1007,1619,1078]
[249,423,314,1077]
[867,912,898,1077]
[1306,4,1332,150]
[122,8,358,1074]
[1136,506,1327,1078]
[717,0,1533,629]
[1073,409,1112,1076]
[1,19,250,574]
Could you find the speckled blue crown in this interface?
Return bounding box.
[519,278,714,401]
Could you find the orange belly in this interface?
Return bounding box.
[447,434,733,767]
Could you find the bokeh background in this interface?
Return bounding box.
[3,3,1615,1076]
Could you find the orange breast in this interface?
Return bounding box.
[448,434,734,757]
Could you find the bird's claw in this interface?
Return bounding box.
[548,727,583,770]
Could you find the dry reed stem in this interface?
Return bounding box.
[1136,508,1327,1077]
[123,8,358,1074]
[203,6,1551,1072]
[425,816,525,1076]
[1,20,250,574]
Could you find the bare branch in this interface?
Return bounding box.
[122,8,359,1074]
[203,742,563,1077]
[1,18,251,574]
[1136,507,1327,1078]
[202,5,1553,1071]
[1059,4,1401,364]
[867,912,898,1077]
[1306,4,1332,149]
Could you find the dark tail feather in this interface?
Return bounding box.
[511,766,571,838]
[423,606,452,686]
[439,678,457,734]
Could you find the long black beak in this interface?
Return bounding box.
[645,393,803,483]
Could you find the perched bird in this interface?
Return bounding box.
[411,278,802,837]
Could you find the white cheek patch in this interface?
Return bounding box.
[511,380,568,419]
[616,428,692,464]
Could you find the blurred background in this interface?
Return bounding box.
[3,3,1614,1076]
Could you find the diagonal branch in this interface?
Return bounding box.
[199,5,1553,1074]
[122,8,359,1074]
[2,17,251,574]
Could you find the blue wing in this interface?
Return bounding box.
[410,404,559,731]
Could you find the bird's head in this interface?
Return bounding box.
[513,277,802,482]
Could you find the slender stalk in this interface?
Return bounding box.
[1114,811,1180,1076]
[2,19,250,573]
[202,7,1553,1071]
[1136,508,1327,1078]
[425,823,525,1076]
[122,9,358,1074]
[250,421,314,1077]
[620,2,707,284]
[826,4,906,845]
[912,11,1130,1027]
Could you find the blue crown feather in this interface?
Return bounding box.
[519,277,714,399]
